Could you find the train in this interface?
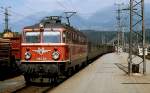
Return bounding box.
[0,31,21,80]
[20,16,114,83]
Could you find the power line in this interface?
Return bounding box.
[63,0,76,11]
[10,10,39,21]
[9,2,43,21]
[11,1,38,12]
[75,13,88,29]
[24,4,37,12]
[56,0,68,11]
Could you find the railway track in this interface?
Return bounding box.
[12,64,87,93]
[13,85,52,93]
[13,76,68,93]
[13,82,58,93]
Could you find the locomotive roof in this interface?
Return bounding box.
[24,23,66,29]
[24,23,86,38]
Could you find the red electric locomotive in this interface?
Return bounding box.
[21,16,88,82]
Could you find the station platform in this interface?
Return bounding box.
[0,75,25,93]
[49,53,150,93]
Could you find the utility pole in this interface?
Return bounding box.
[128,0,145,75]
[64,12,76,26]
[5,8,9,32]
[1,7,11,32]
[115,3,124,53]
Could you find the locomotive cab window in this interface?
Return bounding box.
[43,31,60,43]
[25,32,40,43]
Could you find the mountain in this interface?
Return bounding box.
[145,3,150,28]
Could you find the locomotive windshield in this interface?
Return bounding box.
[24,31,61,43]
[43,31,60,43]
[25,32,40,43]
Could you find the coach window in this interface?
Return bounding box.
[43,31,60,43]
[69,32,72,43]
[72,33,74,42]
[75,34,78,43]
[73,33,75,42]
[63,32,66,43]
[71,33,73,40]
[79,35,81,44]
[66,32,69,43]
[25,32,40,43]
[66,32,68,43]
[70,32,73,43]
[78,35,80,44]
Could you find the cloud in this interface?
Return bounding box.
[0,0,150,22]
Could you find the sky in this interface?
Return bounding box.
[0,0,150,23]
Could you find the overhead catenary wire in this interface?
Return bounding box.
[9,10,39,21]
[63,0,76,11]
[1,1,99,31]
[75,13,88,29]
[0,13,3,15]
[1,3,40,24]
[10,1,47,20]
[56,0,69,11]
[56,0,92,29]
[11,1,38,12]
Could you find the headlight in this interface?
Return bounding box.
[25,52,31,60]
[52,51,60,60]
